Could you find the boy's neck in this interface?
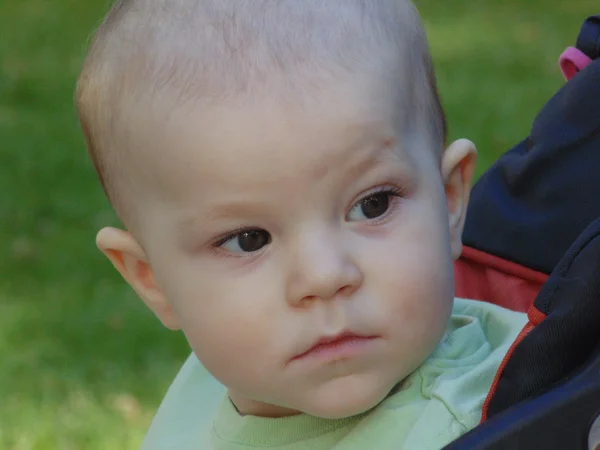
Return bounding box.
[228,390,301,418]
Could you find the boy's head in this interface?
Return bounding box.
[77,0,476,419]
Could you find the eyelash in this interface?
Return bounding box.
[209,184,407,254]
[347,185,405,223]
[353,185,406,210]
[212,225,259,249]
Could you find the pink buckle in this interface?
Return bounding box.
[559,47,592,81]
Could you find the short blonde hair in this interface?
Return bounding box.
[76,0,446,224]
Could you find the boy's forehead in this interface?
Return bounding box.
[140,81,413,200]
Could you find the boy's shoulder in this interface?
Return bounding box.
[452,297,527,348]
[140,353,226,450]
[420,298,528,424]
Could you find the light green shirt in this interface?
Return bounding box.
[142,299,527,450]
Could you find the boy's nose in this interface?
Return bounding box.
[285,229,363,307]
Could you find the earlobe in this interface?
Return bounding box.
[441,139,477,259]
[96,227,180,330]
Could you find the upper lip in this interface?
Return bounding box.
[290,330,374,361]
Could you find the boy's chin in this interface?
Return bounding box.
[297,379,395,419]
[235,372,401,419]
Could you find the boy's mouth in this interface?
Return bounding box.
[290,331,380,363]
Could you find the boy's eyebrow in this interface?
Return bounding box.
[370,137,412,166]
[302,136,403,185]
[177,202,264,237]
[344,137,416,181]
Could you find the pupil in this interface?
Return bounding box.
[361,193,389,219]
[239,230,269,252]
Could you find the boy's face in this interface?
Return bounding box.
[99,76,475,419]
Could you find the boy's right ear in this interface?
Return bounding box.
[96,227,180,330]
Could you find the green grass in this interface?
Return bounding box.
[1,0,597,448]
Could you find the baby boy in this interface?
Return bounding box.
[76,0,527,448]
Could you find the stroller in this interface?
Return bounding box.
[446,15,600,450]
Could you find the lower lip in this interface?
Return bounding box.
[292,336,379,363]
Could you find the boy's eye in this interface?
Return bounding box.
[218,229,271,253]
[347,189,399,222]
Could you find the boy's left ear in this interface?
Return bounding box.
[441,139,477,260]
[96,227,181,330]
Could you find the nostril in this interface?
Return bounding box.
[298,295,318,308]
[337,284,356,296]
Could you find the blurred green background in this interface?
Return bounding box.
[0,0,597,448]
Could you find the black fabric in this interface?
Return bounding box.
[487,218,600,417]
[462,57,600,274]
[577,15,600,60]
